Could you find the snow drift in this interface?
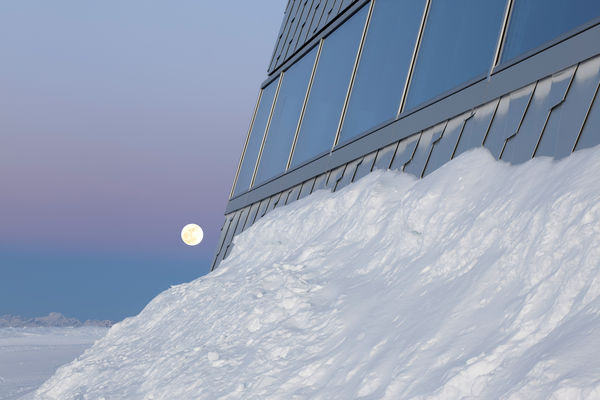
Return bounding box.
[35,147,600,399]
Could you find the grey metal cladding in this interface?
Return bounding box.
[271,0,303,73]
[290,0,315,54]
[318,0,338,31]
[537,57,600,158]
[575,79,600,151]
[312,172,330,192]
[454,99,499,158]
[255,197,271,223]
[373,142,399,170]
[483,84,535,159]
[326,0,342,24]
[277,188,294,208]
[210,214,234,271]
[423,111,472,176]
[403,123,445,177]
[339,0,355,14]
[335,157,363,190]
[243,202,261,232]
[353,151,377,181]
[285,184,303,205]
[326,165,346,190]
[269,1,296,73]
[283,1,309,61]
[234,207,251,237]
[308,0,328,38]
[390,134,420,171]
[265,193,282,214]
[217,210,242,264]
[501,66,576,164]
[298,178,316,199]
[268,0,361,73]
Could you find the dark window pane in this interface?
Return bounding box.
[254,47,318,186]
[501,0,600,63]
[232,78,279,197]
[405,0,506,110]
[339,0,426,144]
[291,5,369,168]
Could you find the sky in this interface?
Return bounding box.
[0,1,287,321]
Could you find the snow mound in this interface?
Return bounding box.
[35,148,600,399]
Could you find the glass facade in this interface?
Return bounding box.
[404,0,506,111]
[501,0,600,63]
[232,77,279,197]
[254,47,318,186]
[339,0,426,144]
[290,4,369,168]
[231,0,600,198]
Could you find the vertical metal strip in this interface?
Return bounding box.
[572,79,600,152]
[491,0,514,73]
[229,91,263,199]
[397,0,431,116]
[332,0,376,148]
[268,1,296,73]
[481,99,501,147]
[533,65,577,157]
[287,40,325,170]
[250,73,284,188]
[499,81,537,159]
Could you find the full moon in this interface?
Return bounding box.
[181,223,203,246]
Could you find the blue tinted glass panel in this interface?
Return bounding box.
[339,0,426,143]
[405,0,506,111]
[232,78,279,197]
[254,47,318,186]
[501,0,600,63]
[291,5,369,167]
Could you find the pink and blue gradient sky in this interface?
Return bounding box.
[0,1,286,321]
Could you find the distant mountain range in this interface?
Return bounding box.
[0,312,114,328]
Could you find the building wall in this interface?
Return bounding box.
[212,1,600,271]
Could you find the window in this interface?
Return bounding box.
[501,0,600,63]
[339,0,426,144]
[231,77,279,197]
[405,0,506,111]
[254,47,318,186]
[290,4,369,168]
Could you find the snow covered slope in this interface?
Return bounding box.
[35,148,600,399]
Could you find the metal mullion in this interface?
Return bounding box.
[332,0,376,148]
[287,40,325,170]
[229,90,263,199]
[397,0,431,117]
[250,73,284,188]
[491,0,514,73]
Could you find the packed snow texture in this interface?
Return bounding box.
[0,327,107,400]
[35,148,600,399]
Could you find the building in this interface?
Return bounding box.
[211,0,600,271]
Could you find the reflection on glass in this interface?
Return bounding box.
[501,0,600,63]
[254,47,318,186]
[405,0,506,111]
[232,78,279,197]
[291,5,369,168]
[339,0,426,144]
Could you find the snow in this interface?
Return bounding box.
[34,147,600,399]
[0,327,107,400]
